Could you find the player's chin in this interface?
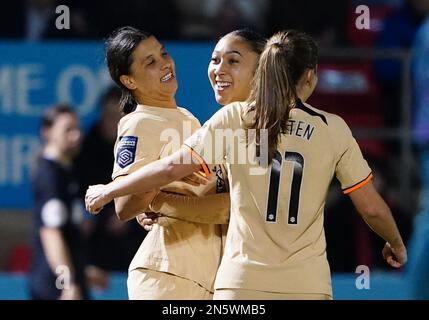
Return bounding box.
[163,78,178,90]
[215,93,230,106]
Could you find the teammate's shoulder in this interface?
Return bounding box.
[229,101,245,111]
[176,106,193,117]
[323,111,350,132]
[177,107,200,123]
[296,101,329,125]
[212,102,248,126]
[300,101,350,129]
[118,110,159,129]
[220,101,247,116]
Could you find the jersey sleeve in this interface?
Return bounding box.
[332,115,372,194]
[112,117,161,180]
[178,107,202,128]
[183,103,237,175]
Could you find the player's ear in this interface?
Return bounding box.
[305,69,313,84]
[306,68,317,86]
[119,75,137,90]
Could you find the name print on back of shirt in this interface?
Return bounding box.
[284,120,315,141]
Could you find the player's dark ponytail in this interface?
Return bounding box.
[246,30,318,163]
[105,26,152,114]
[120,91,137,114]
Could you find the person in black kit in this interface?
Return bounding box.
[75,86,147,276]
[29,105,88,300]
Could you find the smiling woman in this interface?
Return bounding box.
[117,36,178,109]
[208,30,263,105]
[105,27,178,113]
[91,26,230,300]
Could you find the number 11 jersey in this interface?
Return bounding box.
[184,100,372,296]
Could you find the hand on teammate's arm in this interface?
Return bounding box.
[180,172,210,186]
[136,212,162,231]
[348,181,407,268]
[136,191,230,230]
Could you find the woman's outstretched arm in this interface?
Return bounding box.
[85,147,203,213]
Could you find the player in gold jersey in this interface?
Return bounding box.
[99,26,232,300]
[86,30,407,300]
[96,27,265,300]
[138,29,266,232]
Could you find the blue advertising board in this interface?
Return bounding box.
[0,41,219,209]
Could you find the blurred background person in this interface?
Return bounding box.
[374,0,429,126]
[29,105,88,300]
[408,13,429,300]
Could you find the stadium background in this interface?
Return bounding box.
[0,0,425,299]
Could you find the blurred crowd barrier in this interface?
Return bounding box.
[0,272,409,300]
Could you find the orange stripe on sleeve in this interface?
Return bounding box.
[182,144,210,178]
[342,173,373,194]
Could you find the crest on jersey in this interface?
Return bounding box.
[116,136,138,168]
